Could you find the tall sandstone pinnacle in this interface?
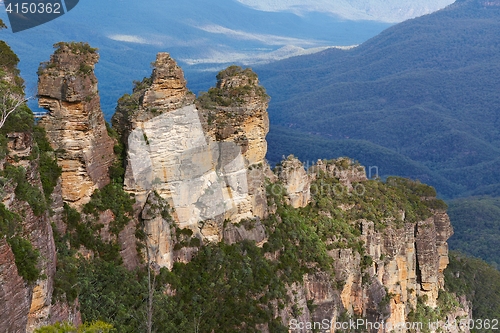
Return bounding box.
[112,54,270,259]
[37,42,115,208]
[113,55,270,224]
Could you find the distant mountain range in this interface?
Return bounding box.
[236,0,454,22]
[1,0,451,118]
[257,0,500,199]
[254,0,500,267]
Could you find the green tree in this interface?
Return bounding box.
[34,321,115,333]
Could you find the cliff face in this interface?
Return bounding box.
[109,55,470,331]
[112,55,270,269]
[274,157,465,332]
[38,43,115,208]
[34,43,142,268]
[0,133,80,332]
[0,40,82,333]
[0,238,30,332]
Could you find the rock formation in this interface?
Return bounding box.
[274,158,462,332]
[276,156,311,208]
[0,132,80,332]
[113,55,270,254]
[109,55,469,332]
[0,238,31,332]
[38,42,115,208]
[34,42,142,270]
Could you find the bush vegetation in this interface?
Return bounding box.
[197,66,268,109]
[34,321,115,333]
[444,251,500,330]
[33,126,62,201]
[1,164,48,216]
[53,42,98,55]
[83,183,135,235]
[447,196,500,268]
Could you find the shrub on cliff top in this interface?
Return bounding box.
[197,65,268,109]
[53,42,98,55]
[216,65,258,82]
[0,41,20,72]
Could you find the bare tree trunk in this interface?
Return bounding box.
[146,256,154,333]
[0,93,30,129]
[145,225,154,333]
[143,193,160,333]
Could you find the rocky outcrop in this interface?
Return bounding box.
[0,238,31,333]
[0,128,81,332]
[108,56,470,331]
[276,156,311,208]
[113,55,270,253]
[38,42,115,208]
[223,219,267,245]
[274,158,465,333]
[198,65,270,166]
[141,191,200,269]
[5,138,57,332]
[309,157,368,191]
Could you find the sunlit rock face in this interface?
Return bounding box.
[272,159,460,333]
[114,54,270,247]
[125,104,257,229]
[38,43,115,208]
[111,54,465,331]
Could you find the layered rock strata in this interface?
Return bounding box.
[276,158,462,332]
[113,55,270,254]
[38,43,114,208]
[0,238,30,332]
[0,132,80,332]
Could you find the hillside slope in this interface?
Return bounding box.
[447,197,500,269]
[258,0,500,199]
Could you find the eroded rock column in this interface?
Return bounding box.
[38,42,115,208]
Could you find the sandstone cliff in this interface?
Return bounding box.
[0,132,80,332]
[38,42,115,208]
[272,156,468,333]
[0,40,80,333]
[108,55,471,332]
[112,55,270,270]
[0,238,30,332]
[35,43,141,271]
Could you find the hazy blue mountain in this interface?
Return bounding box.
[0,0,391,118]
[256,0,500,199]
[236,0,454,22]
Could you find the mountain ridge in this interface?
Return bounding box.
[257,0,500,199]
[235,0,455,22]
